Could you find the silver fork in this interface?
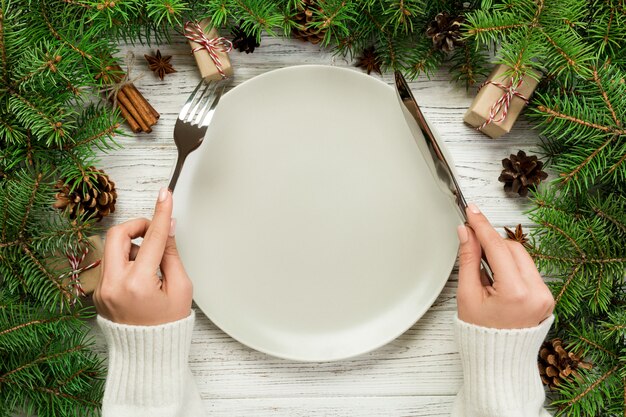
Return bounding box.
[168,78,231,192]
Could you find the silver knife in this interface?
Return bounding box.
[394,71,495,285]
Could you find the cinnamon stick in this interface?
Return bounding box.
[127,83,160,120]
[112,64,160,125]
[99,62,160,133]
[122,85,157,127]
[145,90,160,120]
[117,89,151,133]
[117,100,141,133]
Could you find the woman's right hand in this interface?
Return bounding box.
[94,187,193,326]
[455,203,555,329]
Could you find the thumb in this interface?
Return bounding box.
[456,224,484,301]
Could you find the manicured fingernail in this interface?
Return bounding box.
[468,203,481,214]
[169,218,177,237]
[456,225,469,243]
[158,187,169,202]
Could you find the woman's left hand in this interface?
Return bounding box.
[94,187,193,326]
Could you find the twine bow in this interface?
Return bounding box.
[477,78,529,130]
[101,51,145,109]
[184,21,233,79]
[58,246,101,303]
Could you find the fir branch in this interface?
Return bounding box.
[7,88,69,143]
[30,385,100,407]
[591,68,620,127]
[558,135,615,184]
[0,255,29,290]
[0,1,7,84]
[24,130,33,165]
[18,172,42,237]
[532,253,626,265]
[534,196,581,217]
[536,219,585,257]
[21,243,73,302]
[0,314,76,338]
[60,0,92,9]
[566,365,620,407]
[363,8,398,68]
[592,206,626,234]
[539,28,579,70]
[382,0,421,34]
[0,344,84,381]
[40,2,93,60]
[63,121,119,150]
[234,0,269,26]
[608,152,626,175]
[467,22,527,34]
[554,262,582,304]
[536,105,626,135]
[575,336,618,358]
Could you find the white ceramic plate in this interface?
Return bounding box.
[175,65,460,362]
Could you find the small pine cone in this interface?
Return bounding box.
[232,23,260,54]
[426,12,464,52]
[498,150,548,197]
[292,0,327,45]
[538,338,592,389]
[53,166,117,221]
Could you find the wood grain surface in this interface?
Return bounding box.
[91,34,542,416]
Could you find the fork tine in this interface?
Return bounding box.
[192,81,220,125]
[200,81,229,127]
[185,81,214,123]
[178,80,206,120]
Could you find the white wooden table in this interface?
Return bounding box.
[92,35,541,416]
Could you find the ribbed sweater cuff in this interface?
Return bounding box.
[454,315,554,417]
[97,310,195,408]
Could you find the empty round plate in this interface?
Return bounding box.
[175,65,460,362]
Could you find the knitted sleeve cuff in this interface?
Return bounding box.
[454,315,555,417]
[97,310,195,408]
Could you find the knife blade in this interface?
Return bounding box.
[394,71,495,285]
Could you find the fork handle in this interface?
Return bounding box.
[168,153,188,193]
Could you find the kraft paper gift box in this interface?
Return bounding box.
[47,235,103,297]
[187,18,234,81]
[464,64,540,139]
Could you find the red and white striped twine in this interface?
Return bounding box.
[184,21,233,79]
[477,78,529,130]
[59,246,101,302]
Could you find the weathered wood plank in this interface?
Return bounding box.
[203,396,455,416]
[90,306,463,398]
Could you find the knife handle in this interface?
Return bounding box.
[453,190,494,285]
[480,254,495,285]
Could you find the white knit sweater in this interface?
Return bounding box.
[97,310,554,417]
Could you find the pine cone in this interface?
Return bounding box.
[292,0,327,45]
[498,150,548,197]
[426,12,464,52]
[232,23,260,54]
[538,338,592,389]
[53,166,117,221]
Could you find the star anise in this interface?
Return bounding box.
[144,50,176,80]
[504,224,531,248]
[355,46,382,75]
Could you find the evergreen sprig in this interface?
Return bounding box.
[0,291,104,417]
[466,1,626,415]
[2,0,625,415]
